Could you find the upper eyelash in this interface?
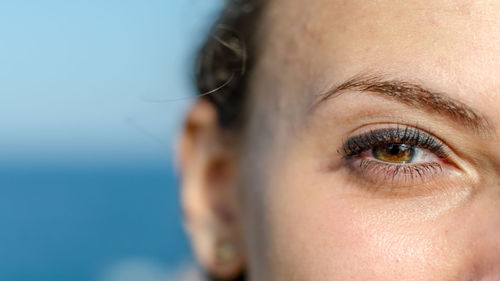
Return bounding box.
[341,126,448,159]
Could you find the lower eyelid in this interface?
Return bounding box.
[347,158,445,189]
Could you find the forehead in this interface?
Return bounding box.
[251,0,500,120]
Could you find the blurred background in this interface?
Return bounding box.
[0,1,223,280]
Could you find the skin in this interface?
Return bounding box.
[180,0,500,280]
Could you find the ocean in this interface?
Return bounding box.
[0,160,192,281]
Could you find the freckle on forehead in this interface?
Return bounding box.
[429,14,439,25]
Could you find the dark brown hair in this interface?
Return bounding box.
[195,0,264,130]
[195,1,264,279]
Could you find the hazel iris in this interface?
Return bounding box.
[372,144,415,163]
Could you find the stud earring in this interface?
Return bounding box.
[216,240,236,264]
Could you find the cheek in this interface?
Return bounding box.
[259,161,467,281]
[311,202,442,280]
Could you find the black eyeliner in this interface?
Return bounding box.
[342,126,447,159]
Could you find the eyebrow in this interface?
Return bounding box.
[312,74,495,135]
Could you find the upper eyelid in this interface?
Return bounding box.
[341,126,447,159]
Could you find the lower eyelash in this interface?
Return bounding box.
[356,159,443,185]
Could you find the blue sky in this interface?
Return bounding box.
[0,2,225,280]
[0,0,223,164]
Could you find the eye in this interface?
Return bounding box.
[340,126,454,190]
[343,126,447,161]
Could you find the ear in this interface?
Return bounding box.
[177,100,245,280]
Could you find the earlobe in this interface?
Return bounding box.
[177,100,245,279]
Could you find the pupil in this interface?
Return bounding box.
[389,144,400,155]
[387,144,408,155]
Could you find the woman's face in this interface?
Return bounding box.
[182,0,500,280]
